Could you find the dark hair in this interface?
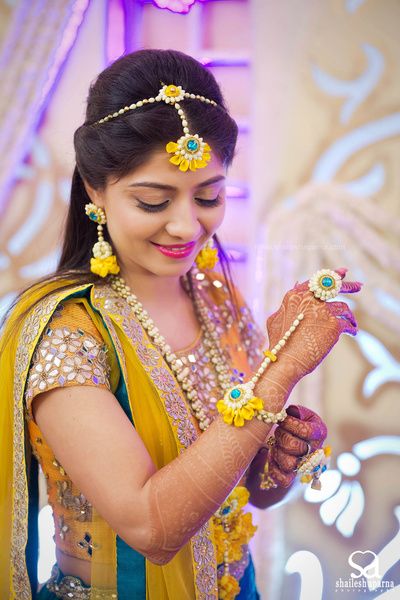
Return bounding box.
[1,49,240,339]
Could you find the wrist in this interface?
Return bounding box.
[253,363,291,412]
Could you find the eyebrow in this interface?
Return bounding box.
[127,175,226,191]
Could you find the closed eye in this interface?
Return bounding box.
[136,196,223,213]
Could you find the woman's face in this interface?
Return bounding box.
[85,148,227,279]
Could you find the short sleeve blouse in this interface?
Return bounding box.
[25,300,112,421]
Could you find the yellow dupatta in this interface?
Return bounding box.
[0,273,254,599]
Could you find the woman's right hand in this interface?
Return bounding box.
[256,267,363,397]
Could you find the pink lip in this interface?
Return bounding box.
[152,241,196,248]
[151,241,196,259]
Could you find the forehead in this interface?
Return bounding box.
[116,148,226,191]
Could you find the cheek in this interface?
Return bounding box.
[109,209,161,243]
[206,203,225,230]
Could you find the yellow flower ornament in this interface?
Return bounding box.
[159,84,213,172]
[216,382,264,427]
[213,485,258,599]
[90,255,120,278]
[195,239,219,270]
[93,82,217,172]
[219,574,240,600]
[166,136,211,172]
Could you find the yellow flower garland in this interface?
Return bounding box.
[213,486,258,599]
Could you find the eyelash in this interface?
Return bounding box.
[136,196,223,213]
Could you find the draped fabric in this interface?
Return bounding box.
[0,0,90,216]
[0,272,265,599]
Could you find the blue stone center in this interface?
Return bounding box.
[230,388,241,400]
[186,139,199,152]
[89,212,97,221]
[321,276,334,288]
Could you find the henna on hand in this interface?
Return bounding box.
[270,404,328,479]
[257,267,363,396]
[247,404,329,502]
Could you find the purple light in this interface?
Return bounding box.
[151,0,197,14]
[227,185,249,200]
[200,57,250,68]
[106,0,125,64]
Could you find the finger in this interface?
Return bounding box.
[279,407,328,442]
[334,267,348,279]
[287,405,328,445]
[338,316,358,336]
[293,280,309,292]
[278,415,327,444]
[340,280,363,294]
[274,427,313,455]
[268,456,296,488]
[294,267,347,292]
[270,445,299,472]
[327,301,358,327]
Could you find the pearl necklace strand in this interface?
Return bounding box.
[109,271,305,430]
[109,272,233,430]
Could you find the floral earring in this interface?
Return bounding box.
[84,203,120,277]
[195,236,219,270]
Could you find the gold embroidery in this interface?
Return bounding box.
[46,564,117,599]
[76,532,99,556]
[52,458,66,477]
[92,283,219,600]
[12,292,62,597]
[56,481,93,522]
[58,515,69,540]
[25,320,111,411]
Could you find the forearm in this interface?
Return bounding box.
[137,415,268,563]
[129,364,288,564]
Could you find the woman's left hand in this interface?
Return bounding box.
[266,404,328,488]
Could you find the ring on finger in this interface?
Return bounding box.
[308,269,342,301]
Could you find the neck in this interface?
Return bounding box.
[116,268,190,310]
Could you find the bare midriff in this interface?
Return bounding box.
[56,547,91,586]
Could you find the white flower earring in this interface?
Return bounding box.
[84,203,120,277]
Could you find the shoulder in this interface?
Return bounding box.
[24,297,113,420]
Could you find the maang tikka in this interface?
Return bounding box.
[85,203,120,277]
[94,82,216,172]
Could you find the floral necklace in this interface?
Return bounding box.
[109,269,257,600]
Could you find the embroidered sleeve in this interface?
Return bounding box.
[25,301,112,421]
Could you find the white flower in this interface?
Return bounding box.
[308,269,342,300]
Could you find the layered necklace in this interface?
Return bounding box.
[109,270,232,431]
[109,270,257,599]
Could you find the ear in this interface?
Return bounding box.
[82,179,105,209]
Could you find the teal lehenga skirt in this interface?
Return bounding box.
[36,558,260,599]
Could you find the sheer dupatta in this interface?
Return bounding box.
[0,273,254,599]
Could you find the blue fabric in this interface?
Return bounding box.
[237,553,260,600]
[113,369,146,597]
[46,287,258,600]
[63,288,148,598]
[116,536,146,600]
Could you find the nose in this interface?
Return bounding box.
[165,199,202,242]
